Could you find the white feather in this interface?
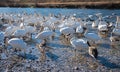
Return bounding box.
[60,27,75,35]
[112,28,120,35]
[85,33,101,41]
[35,31,54,39]
[98,24,108,31]
[8,38,27,49]
[70,38,88,49]
[76,25,84,33]
[12,29,27,37]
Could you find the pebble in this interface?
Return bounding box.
[74,66,79,70]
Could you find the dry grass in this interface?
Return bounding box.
[0,1,120,9]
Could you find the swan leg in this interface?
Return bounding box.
[23,48,26,58]
[49,36,53,41]
[74,49,77,58]
[13,48,18,52]
[30,33,32,40]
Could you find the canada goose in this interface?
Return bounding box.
[87,41,98,59]
[36,39,48,61]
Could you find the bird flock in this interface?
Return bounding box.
[0,12,120,60]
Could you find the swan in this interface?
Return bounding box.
[19,21,36,39]
[24,26,36,39]
[70,37,88,49]
[12,29,27,38]
[60,27,75,41]
[70,37,89,56]
[35,30,54,41]
[84,33,100,41]
[4,26,19,37]
[98,21,108,31]
[92,19,99,29]
[84,29,101,45]
[98,21,108,38]
[60,27,75,35]
[8,38,27,55]
[112,28,120,36]
[110,32,120,48]
[76,25,87,37]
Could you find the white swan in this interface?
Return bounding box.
[4,26,19,37]
[98,21,108,31]
[85,33,100,41]
[76,25,85,37]
[76,25,84,33]
[12,29,27,38]
[19,21,36,39]
[84,30,101,45]
[70,37,89,56]
[92,19,99,29]
[110,35,120,49]
[70,37,88,49]
[35,30,54,41]
[24,26,36,39]
[112,28,120,36]
[60,27,75,35]
[8,38,27,55]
